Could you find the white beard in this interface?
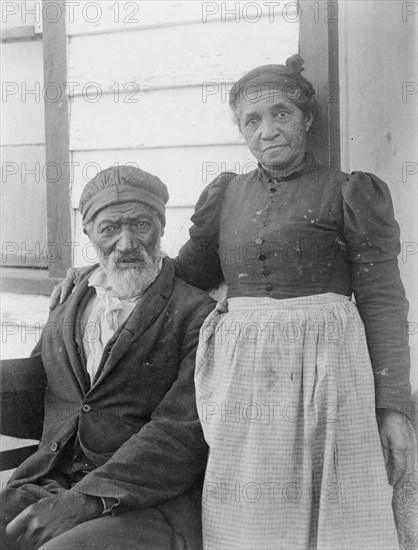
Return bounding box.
[100,238,162,299]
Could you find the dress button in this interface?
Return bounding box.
[258,254,267,261]
[74,454,82,463]
[265,285,274,292]
[263,269,271,277]
[49,441,58,452]
[255,238,263,245]
[81,404,92,413]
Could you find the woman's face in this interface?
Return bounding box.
[238,89,313,170]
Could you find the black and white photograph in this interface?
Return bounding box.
[0,1,417,549]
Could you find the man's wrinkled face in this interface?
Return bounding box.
[237,89,313,170]
[87,201,163,297]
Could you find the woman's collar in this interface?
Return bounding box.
[257,150,318,183]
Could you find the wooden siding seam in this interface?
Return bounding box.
[68,82,237,98]
[1,25,42,43]
[69,141,247,153]
[1,143,46,148]
[66,10,298,38]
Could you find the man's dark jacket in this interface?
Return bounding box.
[8,258,215,547]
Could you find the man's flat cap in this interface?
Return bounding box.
[80,165,169,226]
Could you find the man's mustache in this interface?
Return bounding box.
[113,248,147,264]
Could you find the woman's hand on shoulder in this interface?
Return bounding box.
[49,266,89,309]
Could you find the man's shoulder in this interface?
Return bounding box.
[171,274,216,310]
[164,273,216,324]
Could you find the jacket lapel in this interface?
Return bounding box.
[62,276,94,396]
[93,258,175,386]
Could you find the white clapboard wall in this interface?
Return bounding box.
[67,1,300,265]
[1,0,47,267]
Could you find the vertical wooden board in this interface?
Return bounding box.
[70,145,255,208]
[1,41,45,144]
[66,1,208,35]
[68,86,244,150]
[299,0,340,167]
[42,0,72,277]
[72,210,92,268]
[1,145,48,267]
[67,17,300,89]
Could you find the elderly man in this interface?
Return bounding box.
[0,166,214,550]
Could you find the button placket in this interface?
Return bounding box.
[252,177,282,277]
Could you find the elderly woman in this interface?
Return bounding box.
[175,56,415,550]
[53,56,414,549]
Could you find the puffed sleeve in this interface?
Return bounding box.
[342,171,411,412]
[173,172,237,290]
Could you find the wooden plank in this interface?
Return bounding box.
[70,145,255,208]
[0,1,41,30]
[0,436,40,452]
[1,273,63,296]
[67,17,299,90]
[1,289,50,325]
[0,320,44,360]
[69,86,246,151]
[327,3,340,169]
[0,446,38,471]
[42,0,72,277]
[0,274,54,362]
[1,145,48,267]
[0,291,49,359]
[66,1,298,36]
[299,0,340,168]
[66,1,206,35]
[1,25,41,43]
[1,41,45,145]
[337,0,350,172]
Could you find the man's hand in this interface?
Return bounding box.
[49,266,89,309]
[377,408,416,489]
[6,488,103,550]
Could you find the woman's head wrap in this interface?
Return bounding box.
[229,55,317,119]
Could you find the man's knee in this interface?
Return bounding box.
[0,486,32,532]
[38,507,178,550]
[0,487,26,550]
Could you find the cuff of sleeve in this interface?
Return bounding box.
[375,384,412,413]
